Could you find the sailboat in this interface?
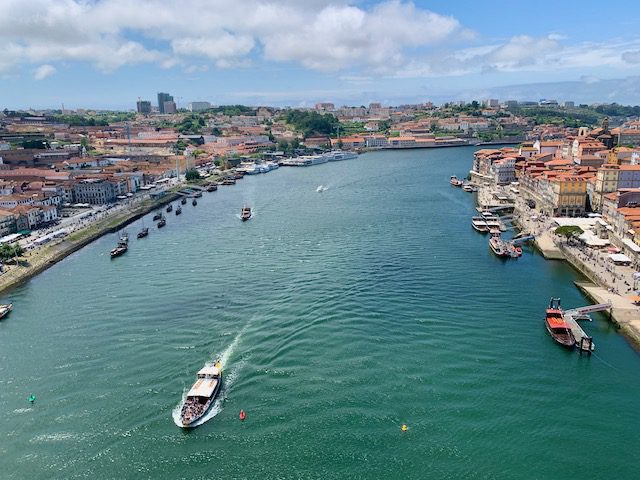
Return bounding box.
[137,219,149,239]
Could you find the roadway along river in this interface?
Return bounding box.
[1,147,639,479]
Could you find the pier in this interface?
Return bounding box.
[563,302,612,353]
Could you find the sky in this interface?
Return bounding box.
[1,0,640,110]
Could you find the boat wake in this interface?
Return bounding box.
[172,326,248,428]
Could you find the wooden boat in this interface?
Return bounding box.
[240,206,252,221]
[181,197,187,205]
[545,298,576,349]
[157,216,166,228]
[166,204,173,213]
[178,360,223,428]
[175,206,182,215]
[110,244,127,258]
[192,199,198,206]
[0,303,13,319]
[153,212,162,221]
[137,227,149,239]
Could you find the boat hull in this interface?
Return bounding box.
[545,321,576,349]
[0,304,13,319]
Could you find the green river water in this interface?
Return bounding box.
[0,147,638,479]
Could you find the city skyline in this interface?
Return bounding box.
[2,0,640,109]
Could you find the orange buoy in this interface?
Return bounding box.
[239,410,246,421]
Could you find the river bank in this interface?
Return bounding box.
[511,195,640,348]
[473,182,640,348]
[0,192,178,295]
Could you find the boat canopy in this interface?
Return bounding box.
[187,378,218,398]
[546,316,570,330]
[197,365,221,376]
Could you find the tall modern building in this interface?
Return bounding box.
[157,92,174,114]
[136,100,151,114]
[163,101,177,114]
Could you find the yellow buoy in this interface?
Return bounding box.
[401,424,408,432]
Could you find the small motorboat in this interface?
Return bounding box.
[206,184,218,192]
[192,199,198,206]
[178,360,223,428]
[166,204,173,213]
[194,191,203,198]
[137,227,149,239]
[157,216,166,228]
[0,303,13,319]
[175,206,182,215]
[181,197,187,205]
[450,175,463,187]
[153,212,162,221]
[240,206,252,221]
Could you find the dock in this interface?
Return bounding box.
[563,302,612,353]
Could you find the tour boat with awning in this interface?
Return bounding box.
[179,361,223,428]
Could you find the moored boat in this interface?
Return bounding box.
[471,216,489,233]
[192,199,198,206]
[463,184,473,192]
[326,150,358,161]
[157,216,166,228]
[153,212,162,221]
[488,230,510,257]
[181,197,187,205]
[240,206,252,221]
[0,303,13,319]
[545,298,576,349]
[175,206,182,215]
[166,204,173,213]
[137,227,149,239]
[450,175,463,187]
[179,360,223,428]
[206,184,218,192]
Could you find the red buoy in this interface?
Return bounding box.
[239,410,246,421]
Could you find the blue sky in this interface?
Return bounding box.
[1,0,640,110]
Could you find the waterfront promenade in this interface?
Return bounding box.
[489,188,640,347]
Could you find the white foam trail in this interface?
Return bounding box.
[316,185,323,192]
[172,325,249,428]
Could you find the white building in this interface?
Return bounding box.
[188,101,211,112]
[490,158,516,185]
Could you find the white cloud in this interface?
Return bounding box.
[34,64,56,80]
[396,36,640,78]
[1,0,640,82]
[0,0,462,74]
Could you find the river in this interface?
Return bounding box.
[1,147,638,479]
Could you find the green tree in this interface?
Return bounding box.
[185,168,201,181]
[277,139,289,152]
[554,225,583,242]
